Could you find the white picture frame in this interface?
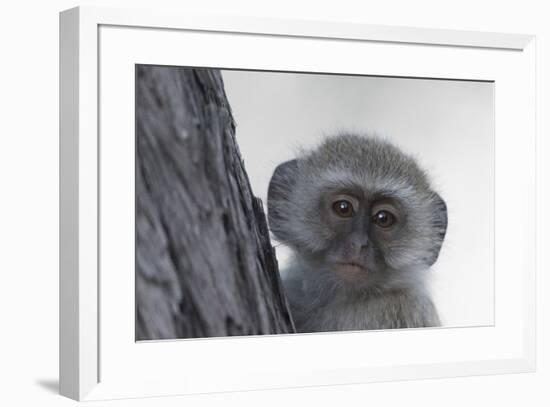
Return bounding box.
[59,5,536,402]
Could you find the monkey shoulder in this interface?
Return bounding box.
[368,289,440,329]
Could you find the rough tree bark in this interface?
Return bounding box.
[136,65,295,340]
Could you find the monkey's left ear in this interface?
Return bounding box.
[427,193,448,266]
[267,159,299,242]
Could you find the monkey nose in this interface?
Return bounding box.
[351,240,369,251]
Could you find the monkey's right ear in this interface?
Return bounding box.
[426,193,448,266]
[267,159,299,242]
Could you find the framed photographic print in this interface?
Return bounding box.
[59,6,536,401]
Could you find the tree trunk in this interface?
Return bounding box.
[135,65,295,340]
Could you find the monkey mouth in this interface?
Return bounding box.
[333,262,368,277]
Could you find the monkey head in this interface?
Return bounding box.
[267,134,447,291]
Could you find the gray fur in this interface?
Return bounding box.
[267,133,447,332]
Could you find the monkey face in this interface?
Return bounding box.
[267,134,448,291]
[317,189,405,283]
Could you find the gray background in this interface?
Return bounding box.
[222,70,494,328]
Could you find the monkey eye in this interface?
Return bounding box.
[372,210,396,228]
[332,200,354,218]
